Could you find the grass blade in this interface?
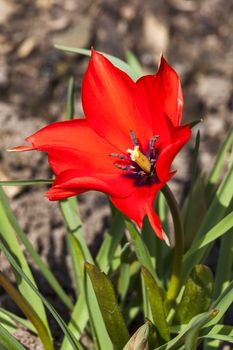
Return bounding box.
[0,271,54,350]
[0,323,27,350]
[0,241,83,350]
[206,127,233,200]
[142,266,170,342]
[96,211,125,273]
[66,77,75,120]
[184,211,233,261]
[155,310,218,350]
[213,225,233,299]
[126,221,161,287]
[0,308,36,334]
[126,51,142,76]
[0,179,53,186]
[183,163,233,280]
[0,187,73,311]
[60,294,88,350]
[54,45,139,81]
[0,189,49,334]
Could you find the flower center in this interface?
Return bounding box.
[127,145,151,173]
[110,131,160,187]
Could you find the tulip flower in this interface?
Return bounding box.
[12,49,191,240]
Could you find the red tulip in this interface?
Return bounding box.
[12,50,191,240]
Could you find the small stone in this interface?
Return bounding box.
[120,4,136,20]
[53,17,93,49]
[0,0,15,25]
[17,37,38,58]
[36,0,53,9]
[0,58,8,88]
[196,75,231,109]
[143,14,169,58]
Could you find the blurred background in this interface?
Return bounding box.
[0,0,232,346]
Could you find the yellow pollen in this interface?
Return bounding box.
[127,146,151,173]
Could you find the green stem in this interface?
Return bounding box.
[0,271,54,350]
[161,184,184,311]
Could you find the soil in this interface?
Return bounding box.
[0,0,232,349]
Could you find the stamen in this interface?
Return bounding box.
[150,135,160,150]
[110,153,127,160]
[130,130,138,146]
[113,163,129,170]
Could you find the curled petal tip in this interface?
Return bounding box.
[7,145,35,152]
[162,231,170,246]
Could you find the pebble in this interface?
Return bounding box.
[53,17,92,49]
[143,14,169,58]
[0,0,15,25]
[17,37,38,59]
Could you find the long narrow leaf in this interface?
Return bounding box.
[142,266,170,342]
[0,241,83,350]
[0,323,27,350]
[54,45,139,81]
[126,221,161,287]
[0,308,36,334]
[86,263,129,350]
[0,189,49,333]
[155,310,218,350]
[206,127,233,200]
[0,187,73,311]
[61,294,89,350]
[184,211,233,261]
[96,211,125,273]
[0,179,53,186]
[183,163,233,280]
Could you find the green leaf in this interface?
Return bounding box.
[206,280,233,327]
[61,197,114,349]
[126,51,142,76]
[0,188,50,334]
[0,308,36,334]
[175,265,213,324]
[0,187,73,311]
[60,197,93,262]
[123,322,150,350]
[206,127,233,200]
[184,311,218,350]
[184,211,233,263]
[54,45,139,81]
[0,179,53,186]
[0,323,27,350]
[213,224,233,298]
[126,221,161,287]
[141,266,170,342]
[96,211,125,273]
[155,310,218,350]
[0,241,83,350]
[86,262,130,350]
[202,324,233,344]
[66,77,75,120]
[183,176,207,250]
[61,294,88,350]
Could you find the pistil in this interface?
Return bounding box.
[127,146,151,173]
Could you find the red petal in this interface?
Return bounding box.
[136,55,183,128]
[23,119,122,175]
[46,169,135,200]
[110,185,165,240]
[82,50,153,151]
[156,123,191,183]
